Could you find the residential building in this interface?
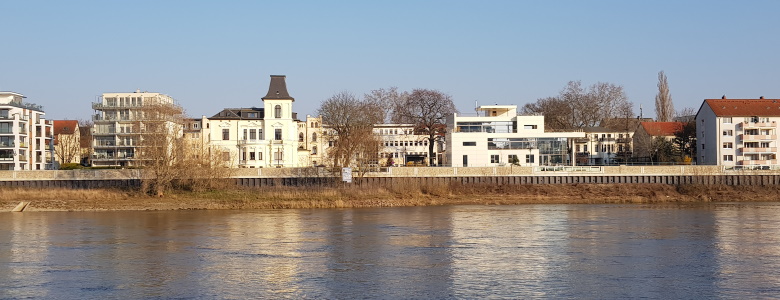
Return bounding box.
[203,75,306,168]
[633,122,684,159]
[374,124,434,166]
[696,97,779,167]
[0,91,53,170]
[91,90,178,167]
[52,120,81,166]
[444,105,584,167]
[299,115,325,167]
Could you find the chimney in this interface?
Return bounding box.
[722,95,727,99]
[760,96,765,99]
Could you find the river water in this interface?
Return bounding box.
[2,203,780,299]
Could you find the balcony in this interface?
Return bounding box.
[272,140,284,144]
[742,121,777,128]
[239,139,264,145]
[0,129,12,134]
[0,142,14,148]
[738,159,778,165]
[741,147,778,153]
[576,152,591,157]
[741,134,777,141]
[573,138,589,143]
[617,138,633,143]
[598,137,616,143]
[18,155,27,162]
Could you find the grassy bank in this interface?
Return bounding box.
[2,183,780,211]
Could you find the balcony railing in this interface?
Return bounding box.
[573,138,589,143]
[0,142,14,148]
[738,159,778,165]
[741,134,777,141]
[272,140,284,144]
[741,147,778,153]
[18,155,27,162]
[742,121,777,128]
[239,139,264,145]
[598,137,616,142]
[0,129,12,134]
[617,138,633,143]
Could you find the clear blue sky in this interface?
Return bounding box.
[2,0,779,121]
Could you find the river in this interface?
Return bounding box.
[2,203,780,299]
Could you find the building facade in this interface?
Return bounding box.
[696,97,779,167]
[91,90,178,167]
[0,92,53,170]
[52,120,81,166]
[203,75,307,168]
[444,105,584,167]
[632,121,684,160]
[374,124,434,166]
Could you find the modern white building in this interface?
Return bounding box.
[444,105,584,167]
[0,91,53,170]
[696,97,779,167]
[91,90,178,167]
[203,75,308,168]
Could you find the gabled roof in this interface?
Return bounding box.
[53,120,78,135]
[600,118,653,131]
[262,75,295,101]
[704,98,780,117]
[640,122,683,137]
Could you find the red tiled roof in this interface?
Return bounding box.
[640,122,683,137]
[53,120,78,135]
[705,99,780,117]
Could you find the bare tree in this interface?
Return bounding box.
[655,71,674,122]
[392,89,458,166]
[78,119,93,165]
[363,87,408,123]
[54,125,81,165]
[521,81,633,130]
[317,91,383,171]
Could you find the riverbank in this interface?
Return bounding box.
[3,183,780,211]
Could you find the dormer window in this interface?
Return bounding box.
[275,105,282,118]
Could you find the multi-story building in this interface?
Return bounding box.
[696,97,779,167]
[0,91,53,170]
[444,105,584,167]
[299,115,325,167]
[91,90,178,167]
[374,124,434,166]
[203,75,307,168]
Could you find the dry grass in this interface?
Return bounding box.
[3,182,780,211]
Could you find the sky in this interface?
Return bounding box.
[2,0,779,121]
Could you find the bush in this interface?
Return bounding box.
[60,163,85,170]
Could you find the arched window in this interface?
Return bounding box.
[312,133,317,142]
[315,122,319,128]
[312,146,318,155]
[298,132,304,142]
[275,105,281,118]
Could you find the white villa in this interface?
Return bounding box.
[444,105,584,167]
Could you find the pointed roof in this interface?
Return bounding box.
[53,120,78,135]
[704,98,780,117]
[640,122,684,137]
[262,75,294,101]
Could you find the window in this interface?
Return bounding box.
[274,149,284,161]
[298,133,304,142]
[463,141,477,146]
[524,125,537,130]
[248,112,257,118]
[462,155,468,167]
[722,117,732,123]
[723,142,733,149]
[723,155,733,161]
[222,129,230,140]
[193,123,199,129]
[490,155,499,163]
[258,152,263,160]
[312,146,318,155]
[275,129,282,140]
[312,133,317,142]
[275,105,282,118]
[259,129,264,140]
[508,155,518,164]
[250,129,257,140]
[526,154,535,164]
[242,129,247,140]
[250,152,256,160]
[761,117,770,123]
[723,130,733,136]
[222,151,230,161]
[761,142,771,148]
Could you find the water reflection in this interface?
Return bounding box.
[2,204,780,298]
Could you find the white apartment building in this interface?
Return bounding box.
[444,105,584,167]
[374,124,435,166]
[0,91,53,170]
[696,97,779,167]
[91,90,178,167]
[204,75,308,168]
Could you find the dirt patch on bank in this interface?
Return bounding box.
[2,184,780,211]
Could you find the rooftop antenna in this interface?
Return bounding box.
[639,104,643,119]
[475,100,478,116]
